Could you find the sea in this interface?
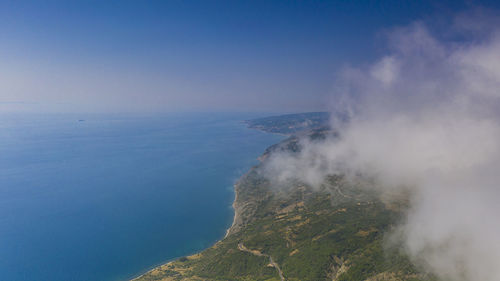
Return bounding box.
[0,112,284,281]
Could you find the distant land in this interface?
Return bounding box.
[133,112,433,281]
[244,112,330,135]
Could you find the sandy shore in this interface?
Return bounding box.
[225,183,240,238]
[130,169,247,281]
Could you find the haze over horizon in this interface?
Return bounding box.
[2,0,499,113]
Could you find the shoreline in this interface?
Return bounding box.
[130,167,247,281]
[130,166,255,281]
[130,125,285,281]
[224,183,239,238]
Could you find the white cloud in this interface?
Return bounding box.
[263,10,500,281]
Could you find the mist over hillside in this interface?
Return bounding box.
[263,8,500,281]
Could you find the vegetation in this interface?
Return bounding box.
[134,175,429,281]
[133,113,433,281]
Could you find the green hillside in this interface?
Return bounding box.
[133,113,433,281]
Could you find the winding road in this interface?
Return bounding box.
[237,243,285,281]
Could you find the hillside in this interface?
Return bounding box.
[133,113,433,281]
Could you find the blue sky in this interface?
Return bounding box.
[0,0,498,113]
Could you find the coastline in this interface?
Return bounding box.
[130,165,261,281]
[130,125,285,281]
[224,183,239,238]
[130,178,245,281]
[225,125,290,238]
[224,167,254,238]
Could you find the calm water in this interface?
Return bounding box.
[0,113,283,281]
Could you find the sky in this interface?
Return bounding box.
[1,0,499,113]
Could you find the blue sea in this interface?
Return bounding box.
[0,113,283,281]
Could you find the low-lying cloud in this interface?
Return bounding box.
[263,9,500,281]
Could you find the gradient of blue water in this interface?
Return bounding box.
[0,113,283,281]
